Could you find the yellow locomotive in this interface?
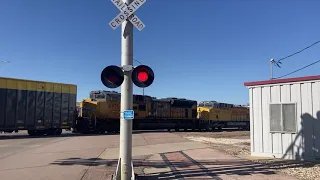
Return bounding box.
[78,91,197,119]
[75,90,249,133]
[197,101,249,121]
[197,101,249,130]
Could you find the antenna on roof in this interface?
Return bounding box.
[270,58,281,79]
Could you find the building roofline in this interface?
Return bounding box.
[244,75,320,87]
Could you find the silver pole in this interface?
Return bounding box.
[120,0,133,179]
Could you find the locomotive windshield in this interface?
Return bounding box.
[90,90,120,101]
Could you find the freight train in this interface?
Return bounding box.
[73,90,250,134]
[0,77,249,136]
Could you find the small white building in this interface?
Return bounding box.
[244,75,320,161]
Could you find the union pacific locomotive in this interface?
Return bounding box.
[73,90,250,134]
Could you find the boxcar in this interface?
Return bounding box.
[0,77,77,135]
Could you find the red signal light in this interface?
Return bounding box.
[137,71,148,82]
[132,65,154,88]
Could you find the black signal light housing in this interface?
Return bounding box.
[132,65,154,88]
[101,65,124,88]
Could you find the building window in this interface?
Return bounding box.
[270,103,297,133]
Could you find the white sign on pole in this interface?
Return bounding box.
[110,0,145,31]
[109,0,146,31]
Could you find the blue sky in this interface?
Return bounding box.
[0,0,319,104]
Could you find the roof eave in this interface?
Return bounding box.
[244,75,320,87]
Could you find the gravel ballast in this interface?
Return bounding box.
[180,132,320,180]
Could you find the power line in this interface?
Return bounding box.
[275,59,320,79]
[133,58,142,65]
[270,40,320,79]
[277,40,320,62]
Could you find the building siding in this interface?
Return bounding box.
[312,82,320,158]
[248,80,320,160]
[262,86,272,154]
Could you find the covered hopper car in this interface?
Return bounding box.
[0,77,77,136]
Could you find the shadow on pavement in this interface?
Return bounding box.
[49,157,317,179]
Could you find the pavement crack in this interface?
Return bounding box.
[141,134,149,145]
[80,147,107,180]
[0,164,51,172]
[29,147,106,155]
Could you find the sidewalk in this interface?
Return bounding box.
[137,148,298,180]
[98,143,298,180]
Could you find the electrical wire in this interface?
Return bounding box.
[277,40,320,62]
[133,58,143,65]
[275,59,320,79]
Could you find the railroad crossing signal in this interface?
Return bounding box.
[109,0,146,31]
[132,65,154,88]
[101,65,154,88]
[107,0,148,179]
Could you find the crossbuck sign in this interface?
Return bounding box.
[109,0,146,31]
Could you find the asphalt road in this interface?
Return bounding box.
[0,129,169,159]
[0,130,294,180]
[0,131,74,159]
[0,130,192,180]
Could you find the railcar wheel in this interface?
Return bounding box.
[46,129,55,136]
[55,128,62,135]
[28,130,37,136]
